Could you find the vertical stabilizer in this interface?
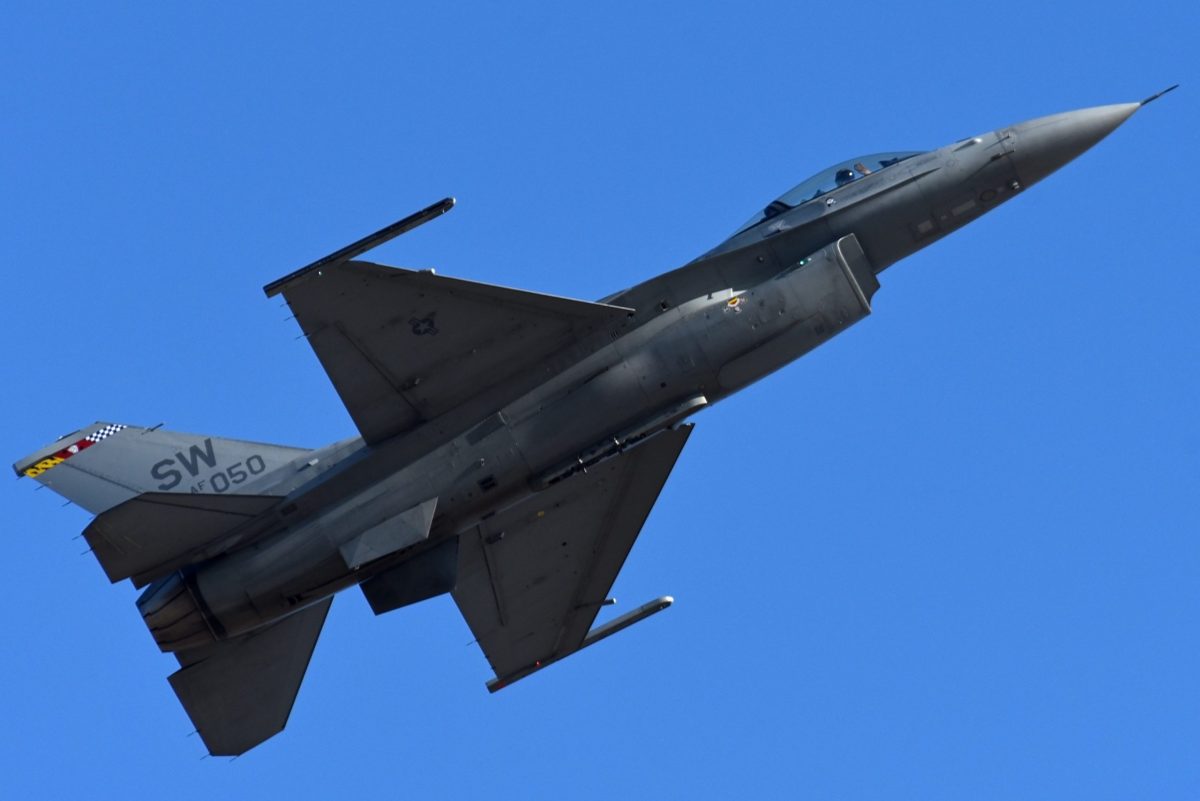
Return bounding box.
[14,423,311,514]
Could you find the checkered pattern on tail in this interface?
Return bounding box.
[18,423,130,479]
[85,424,127,443]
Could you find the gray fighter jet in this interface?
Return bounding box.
[15,90,1174,756]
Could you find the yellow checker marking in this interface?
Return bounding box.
[24,456,65,478]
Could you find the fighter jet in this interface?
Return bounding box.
[15,90,1173,756]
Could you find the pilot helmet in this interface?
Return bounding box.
[834,168,856,186]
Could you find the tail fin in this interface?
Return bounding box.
[14,422,311,514]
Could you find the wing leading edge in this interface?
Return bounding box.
[453,425,692,689]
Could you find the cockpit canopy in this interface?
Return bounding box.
[735,151,924,234]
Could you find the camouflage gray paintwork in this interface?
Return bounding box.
[133,101,1145,648]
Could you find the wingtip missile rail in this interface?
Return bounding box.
[263,196,455,298]
[486,596,675,693]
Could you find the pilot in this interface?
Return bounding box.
[835,168,857,187]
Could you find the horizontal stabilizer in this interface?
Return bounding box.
[84,493,281,585]
[169,597,332,756]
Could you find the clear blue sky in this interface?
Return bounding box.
[3,3,1196,798]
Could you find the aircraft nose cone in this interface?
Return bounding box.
[1007,103,1139,186]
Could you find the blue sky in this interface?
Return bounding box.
[3,3,1196,798]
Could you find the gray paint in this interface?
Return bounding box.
[168,597,332,757]
[339,496,437,570]
[360,537,459,616]
[14,97,1157,755]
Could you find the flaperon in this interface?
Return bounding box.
[16,91,1173,756]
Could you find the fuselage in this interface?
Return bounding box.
[138,102,1142,649]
